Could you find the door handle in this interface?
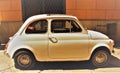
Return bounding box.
[49,37,58,43]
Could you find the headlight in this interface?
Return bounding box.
[109,39,114,46]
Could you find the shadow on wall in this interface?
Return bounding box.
[0,21,119,49]
[0,22,22,50]
[81,20,120,47]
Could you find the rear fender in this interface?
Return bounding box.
[9,45,34,58]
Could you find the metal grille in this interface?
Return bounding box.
[44,0,66,14]
[22,0,44,21]
[22,0,66,22]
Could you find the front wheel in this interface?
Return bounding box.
[14,51,35,69]
[91,50,110,67]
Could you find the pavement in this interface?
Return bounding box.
[0,48,120,73]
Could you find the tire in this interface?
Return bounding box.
[14,51,35,69]
[91,50,110,67]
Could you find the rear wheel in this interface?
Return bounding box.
[14,51,35,69]
[91,50,110,67]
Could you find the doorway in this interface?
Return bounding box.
[21,0,66,22]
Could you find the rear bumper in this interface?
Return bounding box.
[4,51,10,58]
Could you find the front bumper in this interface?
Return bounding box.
[112,49,115,53]
[109,39,115,54]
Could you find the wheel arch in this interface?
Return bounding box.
[90,46,111,60]
[13,48,36,69]
[13,49,36,60]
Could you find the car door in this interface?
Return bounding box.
[49,19,89,59]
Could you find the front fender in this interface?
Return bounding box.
[90,43,110,56]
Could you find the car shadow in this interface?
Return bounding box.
[15,55,120,70]
[33,61,95,70]
[108,55,120,67]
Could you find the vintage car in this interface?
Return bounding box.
[5,14,114,69]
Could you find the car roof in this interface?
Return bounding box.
[16,14,78,35]
[27,14,77,20]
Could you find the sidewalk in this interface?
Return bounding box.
[0,49,120,73]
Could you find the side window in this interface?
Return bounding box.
[51,20,82,33]
[26,20,48,34]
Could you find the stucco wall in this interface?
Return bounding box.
[0,0,22,21]
[66,0,120,20]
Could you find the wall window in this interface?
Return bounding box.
[26,20,48,34]
[51,20,82,33]
[107,23,117,35]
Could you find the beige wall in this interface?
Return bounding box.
[66,0,120,41]
[66,0,120,20]
[0,0,22,21]
[0,0,120,47]
[1,0,120,21]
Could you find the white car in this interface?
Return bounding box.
[5,14,114,69]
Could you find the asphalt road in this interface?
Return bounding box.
[0,48,120,73]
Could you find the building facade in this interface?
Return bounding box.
[0,0,22,21]
[66,0,120,42]
[0,0,120,46]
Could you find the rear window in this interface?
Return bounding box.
[25,20,48,34]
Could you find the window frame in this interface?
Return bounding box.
[25,19,48,34]
[51,19,82,33]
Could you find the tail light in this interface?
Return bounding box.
[4,43,8,51]
[9,37,12,40]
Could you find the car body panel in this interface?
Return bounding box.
[5,14,114,62]
[49,33,89,59]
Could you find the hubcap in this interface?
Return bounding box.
[95,51,107,64]
[18,54,31,66]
